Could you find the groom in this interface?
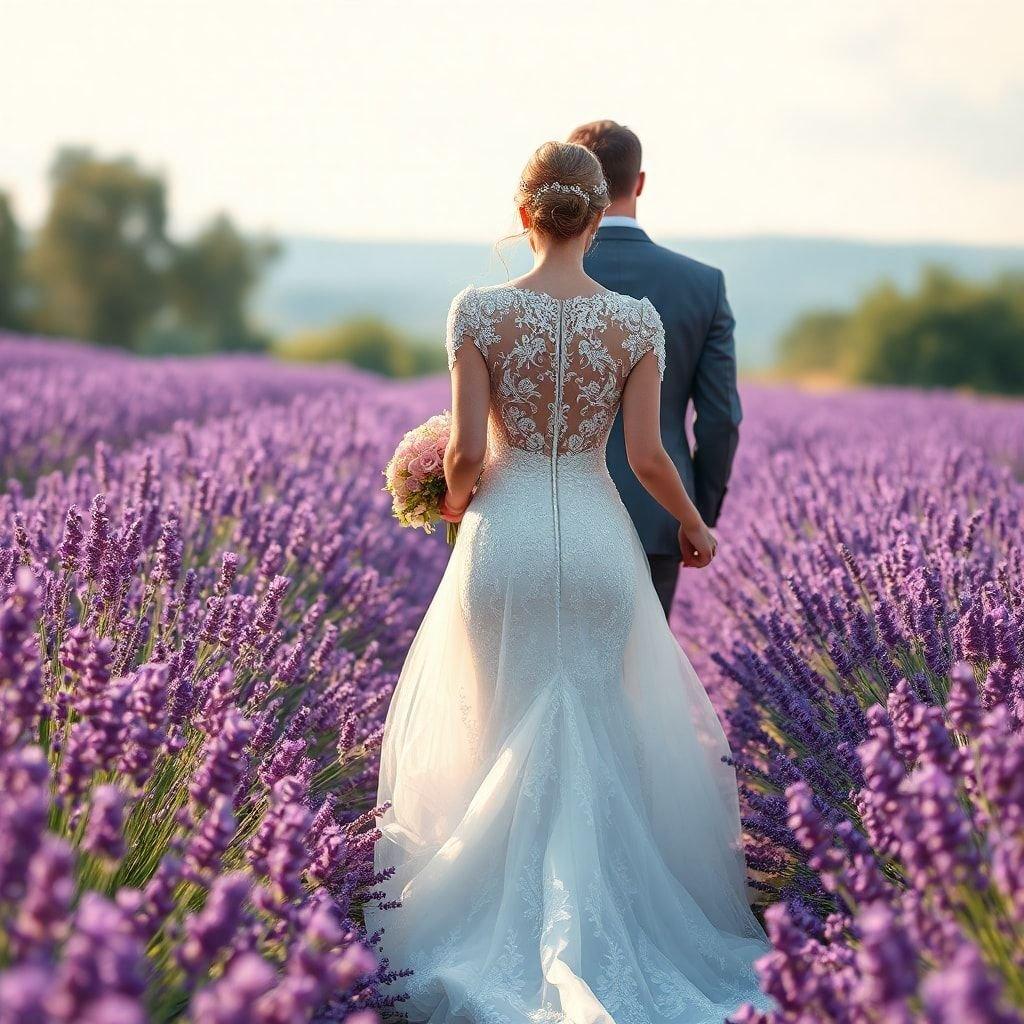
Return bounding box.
[569,120,742,617]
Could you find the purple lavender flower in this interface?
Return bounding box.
[49,893,147,1023]
[854,902,918,1007]
[786,782,843,878]
[76,995,149,1024]
[188,953,277,1024]
[83,494,111,584]
[922,945,1022,1024]
[946,660,981,734]
[897,764,980,888]
[83,785,128,861]
[189,709,253,809]
[178,872,252,975]
[977,706,1024,832]
[184,796,238,882]
[0,964,52,1024]
[0,568,42,749]
[60,624,93,676]
[136,854,183,938]
[58,505,84,574]
[76,636,115,719]
[0,747,49,900]
[752,903,817,1014]
[241,575,290,651]
[215,551,240,596]
[152,507,183,588]
[117,663,170,785]
[11,835,74,958]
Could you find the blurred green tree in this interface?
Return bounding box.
[163,213,279,352]
[0,191,25,330]
[777,267,1024,394]
[28,148,171,348]
[274,316,446,377]
[848,268,1024,392]
[777,309,849,375]
[408,338,449,376]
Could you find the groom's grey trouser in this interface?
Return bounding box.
[647,555,681,619]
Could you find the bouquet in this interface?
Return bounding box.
[384,411,459,544]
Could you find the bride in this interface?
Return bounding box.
[366,141,769,1023]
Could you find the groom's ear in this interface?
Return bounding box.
[635,171,646,198]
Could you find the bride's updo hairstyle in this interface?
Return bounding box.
[515,142,611,242]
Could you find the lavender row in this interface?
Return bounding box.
[0,334,395,486]
[0,382,449,1023]
[670,387,1024,1022]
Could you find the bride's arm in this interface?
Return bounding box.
[621,353,717,567]
[442,344,489,517]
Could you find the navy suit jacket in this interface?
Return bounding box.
[585,225,742,555]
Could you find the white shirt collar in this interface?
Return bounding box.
[600,215,642,230]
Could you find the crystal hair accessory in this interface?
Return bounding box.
[521,180,609,204]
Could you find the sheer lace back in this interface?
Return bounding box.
[446,285,665,458]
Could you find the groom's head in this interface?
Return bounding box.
[567,120,644,215]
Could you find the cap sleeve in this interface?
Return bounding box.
[635,297,666,380]
[445,286,481,370]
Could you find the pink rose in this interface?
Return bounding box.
[418,451,442,475]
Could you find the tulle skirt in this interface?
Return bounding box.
[367,447,769,1023]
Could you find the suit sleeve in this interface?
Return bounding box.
[692,270,742,526]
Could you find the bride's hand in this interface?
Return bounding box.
[440,492,469,523]
[679,521,718,569]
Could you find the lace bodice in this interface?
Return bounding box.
[445,285,665,458]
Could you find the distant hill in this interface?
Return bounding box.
[253,235,1024,368]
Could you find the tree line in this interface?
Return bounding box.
[778,267,1024,394]
[273,317,446,376]
[0,147,277,353]
[0,148,446,375]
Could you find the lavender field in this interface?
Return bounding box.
[2,334,1024,1023]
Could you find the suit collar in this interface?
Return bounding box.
[595,225,652,243]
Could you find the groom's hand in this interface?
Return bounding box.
[678,522,718,569]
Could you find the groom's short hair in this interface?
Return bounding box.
[567,121,642,201]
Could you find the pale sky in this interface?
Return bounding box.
[3,0,1023,244]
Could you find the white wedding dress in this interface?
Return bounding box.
[367,285,769,1023]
